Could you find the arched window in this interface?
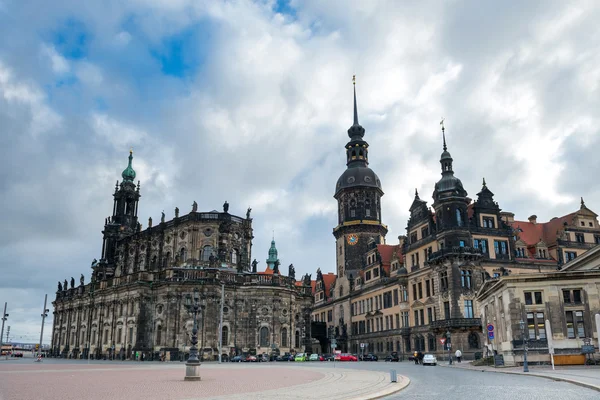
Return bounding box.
[163,252,171,268]
[151,255,157,268]
[295,330,300,348]
[156,325,162,345]
[468,332,480,349]
[202,246,213,262]
[428,335,436,351]
[259,327,269,347]
[231,249,238,265]
[456,209,463,227]
[221,326,229,346]
[281,328,288,347]
[180,247,187,261]
[365,199,371,217]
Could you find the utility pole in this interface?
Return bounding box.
[39,294,49,357]
[5,326,10,359]
[0,302,8,350]
[218,283,224,363]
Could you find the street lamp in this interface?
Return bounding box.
[446,330,452,365]
[519,320,529,372]
[39,294,49,357]
[1,303,8,360]
[184,288,201,381]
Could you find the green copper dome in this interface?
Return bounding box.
[121,150,136,182]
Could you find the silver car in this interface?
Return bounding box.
[422,354,437,366]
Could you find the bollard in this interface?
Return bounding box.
[390,369,397,383]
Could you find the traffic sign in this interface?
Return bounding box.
[439,338,446,345]
[487,324,494,332]
[360,343,365,349]
[488,331,494,340]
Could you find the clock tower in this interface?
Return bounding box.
[333,78,388,280]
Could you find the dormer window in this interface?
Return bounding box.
[483,217,495,228]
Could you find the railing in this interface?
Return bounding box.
[428,247,483,262]
[430,318,481,329]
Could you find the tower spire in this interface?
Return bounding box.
[440,118,447,151]
[353,75,359,126]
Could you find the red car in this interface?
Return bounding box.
[335,353,357,361]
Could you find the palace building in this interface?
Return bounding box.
[51,151,312,361]
[311,81,600,360]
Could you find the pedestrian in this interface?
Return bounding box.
[413,351,419,365]
[417,351,424,365]
[455,349,462,363]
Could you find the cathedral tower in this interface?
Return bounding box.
[333,77,388,278]
[96,150,141,279]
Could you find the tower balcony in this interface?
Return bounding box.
[427,246,483,263]
[430,318,482,330]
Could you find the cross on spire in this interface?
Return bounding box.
[353,75,359,126]
[440,118,447,151]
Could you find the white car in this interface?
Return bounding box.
[422,354,437,366]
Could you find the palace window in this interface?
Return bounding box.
[419,309,424,326]
[494,240,508,255]
[328,310,333,322]
[456,209,463,227]
[515,248,526,258]
[365,270,372,281]
[427,307,433,324]
[421,226,429,238]
[565,251,577,261]
[443,302,450,319]
[410,232,418,243]
[459,240,465,247]
[373,267,379,277]
[231,250,238,264]
[440,271,449,291]
[259,327,269,347]
[566,310,585,339]
[418,282,423,299]
[474,239,488,254]
[414,311,419,326]
[483,217,495,228]
[402,287,408,302]
[222,326,229,346]
[156,325,162,345]
[402,312,409,327]
[428,334,436,351]
[281,328,288,347]
[524,291,543,305]
[468,332,480,349]
[575,233,585,243]
[129,327,134,344]
[526,312,546,340]
[295,330,300,348]
[461,270,472,289]
[563,289,583,304]
[393,289,399,306]
[412,284,417,300]
[425,280,431,297]
[201,246,213,262]
[464,300,474,318]
[595,235,600,244]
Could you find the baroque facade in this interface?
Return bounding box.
[51,152,312,360]
[311,81,600,360]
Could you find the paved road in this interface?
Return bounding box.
[3,358,598,399]
[291,361,599,400]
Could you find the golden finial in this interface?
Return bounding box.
[129,147,133,155]
[440,118,445,132]
[352,75,356,86]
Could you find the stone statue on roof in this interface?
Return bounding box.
[80,274,84,286]
[192,201,198,212]
[161,211,165,223]
[223,201,229,213]
[58,281,62,292]
[246,207,252,219]
[251,259,258,273]
[273,260,280,274]
[303,273,311,287]
[70,277,75,289]
[288,264,295,279]
[63,279,68,291]
[175,207,179,218]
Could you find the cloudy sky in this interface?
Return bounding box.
[1,0,600,343]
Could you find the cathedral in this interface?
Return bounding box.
[51,151,312,361]
[311,80,600,360]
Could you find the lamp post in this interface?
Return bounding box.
[184,288,201,381]
[39,295,49,357]
[1,303,8,360]
[519,320,529,372]
[446,330,452,365]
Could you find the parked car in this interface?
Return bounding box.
[385,352,400,362]
[246,355,258,362]
[258,353,269,362]
[336,353,357,362]
[230,355,244,362]
[362,353,378,361]
[323,353,335,361]
[422,354,437,366]
[287,354,296,361]
[294,353,307,362]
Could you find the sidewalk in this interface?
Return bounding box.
[440,361,600,392]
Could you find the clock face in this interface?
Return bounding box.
[347,234,359,246]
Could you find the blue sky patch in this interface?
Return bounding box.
[274,0,297,18]
[51,18,90,59]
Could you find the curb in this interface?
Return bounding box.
[439,364,600,393]
[353,376,410,400]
